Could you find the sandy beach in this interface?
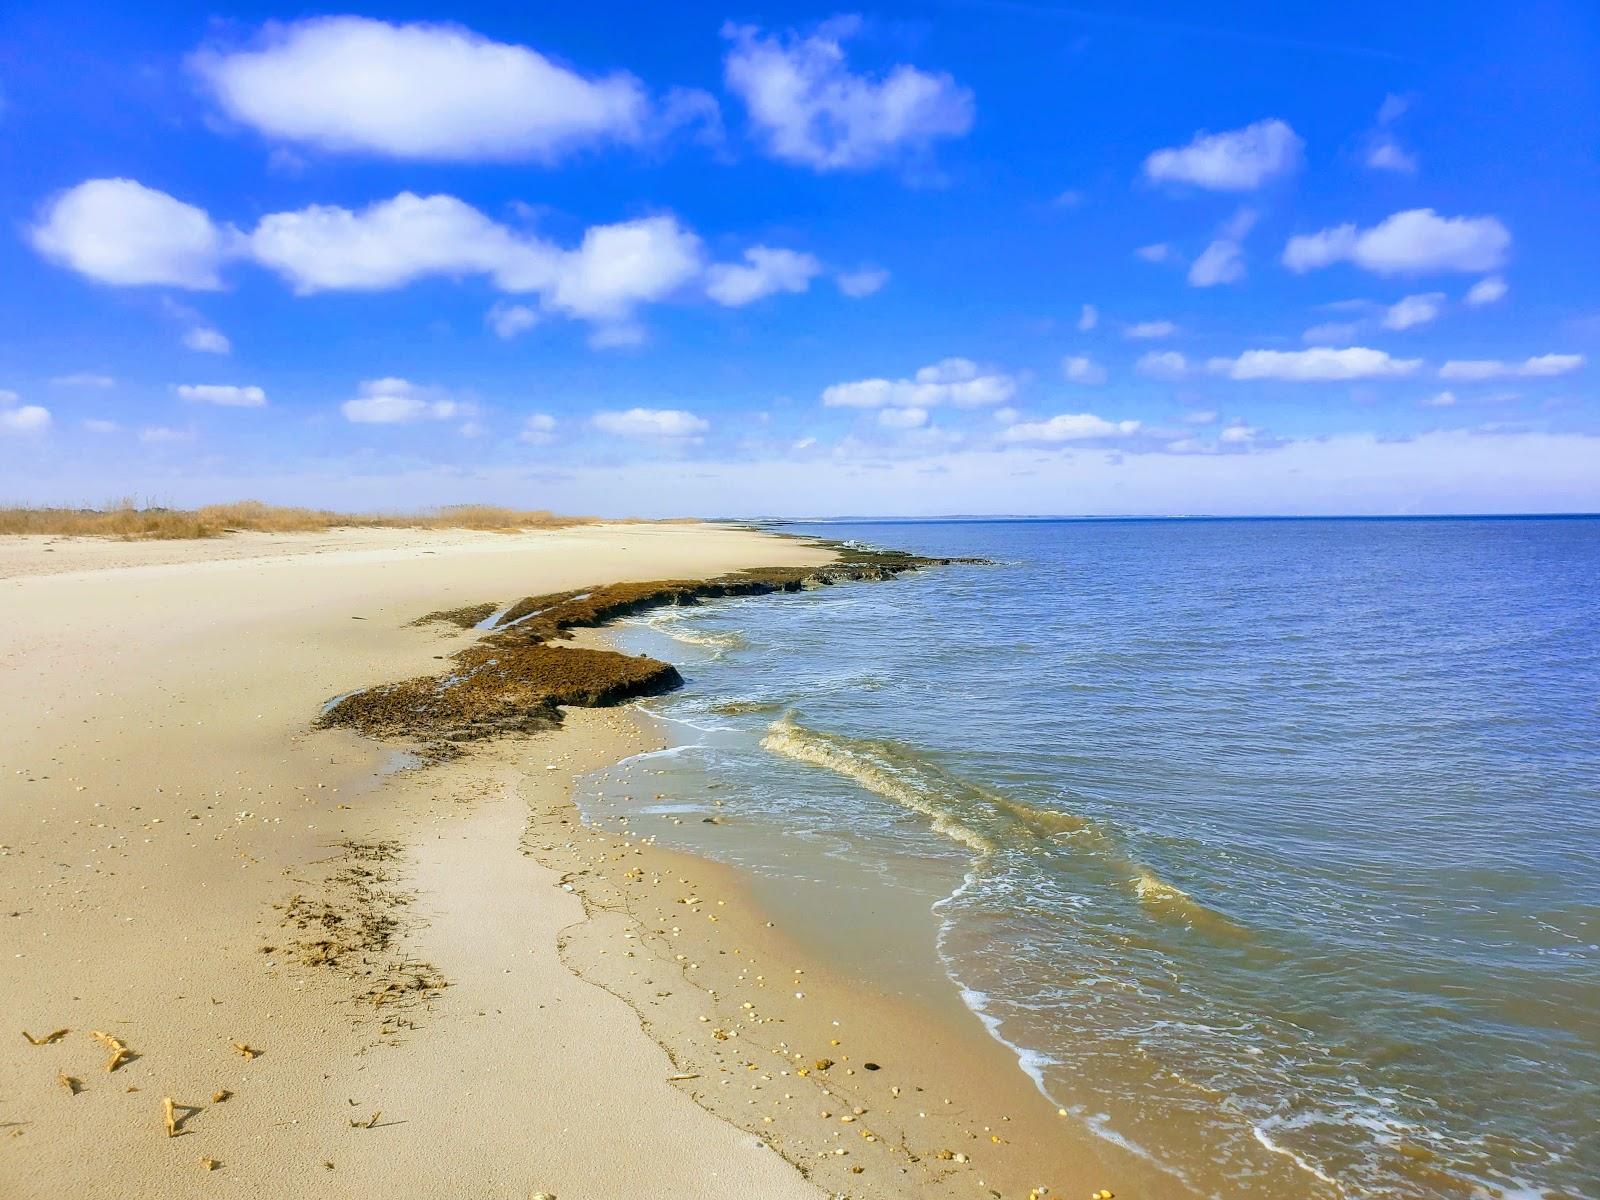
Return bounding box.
[1,522,1153,1199]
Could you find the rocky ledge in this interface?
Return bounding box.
[318,543,976,746]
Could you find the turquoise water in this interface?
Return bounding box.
[581,518,1600,1199]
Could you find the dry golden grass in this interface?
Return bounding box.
[0,499,598,540]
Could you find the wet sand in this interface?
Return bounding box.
[0,523,1160,1199]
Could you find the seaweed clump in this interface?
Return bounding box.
[318,544,973,745]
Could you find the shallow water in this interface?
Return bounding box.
[576,517,1600,1199]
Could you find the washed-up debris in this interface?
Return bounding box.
[349,1111,381,1129]
[162,1097,177,1138]
[200,1158,220,1171]
[232,1042,260,1060]
[211,1089,232,1103]
[23,1029,68,1046]
[90,1030,133,1072]
[57,1072,82,1095]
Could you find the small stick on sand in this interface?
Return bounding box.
[348,1111,381,1129]
[211,1089,232,1103]
[57,1072,82,1095]
[232,1042,260,1060]
[23,1029,69,1046]
[90,1030,132,1072]
[163,1097,177,1138]
[200,1158,220,1171]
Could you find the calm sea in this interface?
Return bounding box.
[578,517,1600,1199]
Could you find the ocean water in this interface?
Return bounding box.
[577,518,1600,1199]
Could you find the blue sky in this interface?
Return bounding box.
[2,1,1597,516]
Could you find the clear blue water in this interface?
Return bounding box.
[581,517,1600,1199]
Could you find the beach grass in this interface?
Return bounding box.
[0,498,597,539]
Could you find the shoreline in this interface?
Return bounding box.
[1,522,1156,1199]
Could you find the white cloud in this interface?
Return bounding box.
[1210,347,1422,381]
[1135,243,1171,263]
[1126,320,1177,339]
[721,18,973,171]
[83,418,119,433]
[246,191,554,294]
[1422,391,1457,407]
[1136,351,1189,380]
[822,357,1017,409]
[1219,423,1260,444]
[1382,292,1445,330]
[836,266,889,298]
[1062,355,1107,384]
[705,246,821,306]
[176,383,266,407]
[878,406,928,429]
[31,178,224,289]
[0,392,51,433]
[999,412,1141,443]
[1303,321,1362,345]
[487,302,540,339]
[552,216,705,320]
[1077,303,1099,331]
[1143,118,1302,190]
[341,378,468,424]
[1366,141,1417,173]
[1183,409,1218,424]
[586,323,647,350]
[245,192,704,325]
[183,326,232,354]
[1464,276,1507,307]
[519,413,557,444]
[50,373,115,388]
[1438,354,1584,381]
[1283,208,1511,276]
[591,407,708,437]
[193,17,648,162]
[1189,207,1258,287]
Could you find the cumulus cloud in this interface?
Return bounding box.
[836,266,889,298]
[822,357,1017,409]
[591,407,709,437]
[1125,320,1177,339]
[0,390,51,434]
[487,302,540,339]
[1465,276,1507,307]
[183,326,232,354]
[1283,208,1510,276]
[1209,347,1423,381]
[193,17,649,162]
[1438,354,1584,381]
[1135,243,1171,263]
[176,383,266,407]
[1382,292,1445,330]
[1077,304,1100,332]
[1135,350,1189,380]
[245,192,702,324]
[999,412,1141,443]
[51,373,115,388]
[1188,207,1258,287]
[705,246,821,306]
[31,178,225,289]
[1143,119,1302,190]
[341,378,469,424]
[1062,355,1107,384]
[721,18,973,171]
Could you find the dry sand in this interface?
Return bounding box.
[1,523,1155,1199]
